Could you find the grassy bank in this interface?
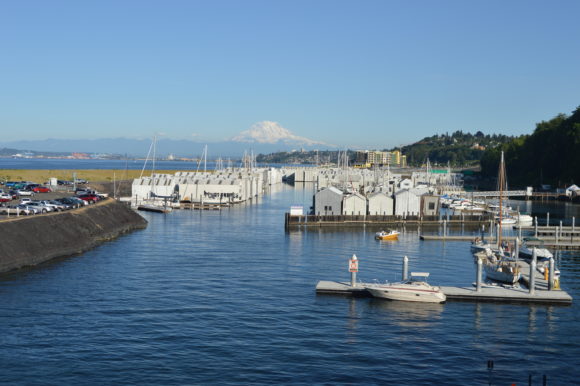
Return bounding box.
[0,169,182,184]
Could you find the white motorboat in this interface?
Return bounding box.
[516,214,533,224]
[518,237,553,260]
[365,273,446,303]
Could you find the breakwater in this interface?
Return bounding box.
[0,198,148,273]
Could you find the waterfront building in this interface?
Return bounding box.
[394,187,429,216]
[313,187,344,215]
[367,192,394,215]
[421,195,440,216]
[342,192,367,215]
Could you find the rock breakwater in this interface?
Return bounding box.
[0,198,148,273]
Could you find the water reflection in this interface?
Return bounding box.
[368,298,444,328]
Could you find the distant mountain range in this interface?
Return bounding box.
[0,121,335,158]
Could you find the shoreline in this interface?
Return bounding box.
[0,198,148,273]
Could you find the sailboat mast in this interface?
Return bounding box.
[498,151,505,247]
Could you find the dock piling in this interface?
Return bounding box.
[443,220,447,238]
[548,257,555,291]
[535,216,538,237]
[515,237,519,259]
[529,249,537,295]
[349,254,358,287]
[402,256,409,281]
[476,258,482,293]
[547,212,550,227]
[573,217,575,232]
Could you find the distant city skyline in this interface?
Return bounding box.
[1,1,579,149]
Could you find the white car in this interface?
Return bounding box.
[25,202,53,213]
[18,205,40,214]
[0,206,33,216]
[15,189,35,197]
[38,200,65,211]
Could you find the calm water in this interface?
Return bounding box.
[1,184,579,385]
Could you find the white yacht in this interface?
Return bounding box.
[365,273,446,304]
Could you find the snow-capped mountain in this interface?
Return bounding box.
[232,121,328,146]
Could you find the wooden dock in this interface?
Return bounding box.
[419,234,580,250]
[179,202,230,210]
[286,213,493,228]
[315,280,572,304]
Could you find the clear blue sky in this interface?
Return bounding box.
[1,0,578,148]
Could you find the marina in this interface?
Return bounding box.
[315,256,573,305]
[1,176,580,384]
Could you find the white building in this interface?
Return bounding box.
[394,187,429,216]
[368,192,394,215]
[313,187,343,215]
[342,192,367,215]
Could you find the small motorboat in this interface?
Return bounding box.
[519,237,553,260]
[365,273,446,303]
[375,229,400,241]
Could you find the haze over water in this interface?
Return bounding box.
[0,183,579,385]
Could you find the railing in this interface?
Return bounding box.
[285,213,493,226]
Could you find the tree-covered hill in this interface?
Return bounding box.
[398,131,518,167]
[480,107,580,188]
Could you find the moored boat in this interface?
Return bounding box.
[375,229,400,240]
[365,273,446,303]
[519,237,553,260]
[137,204,173,213]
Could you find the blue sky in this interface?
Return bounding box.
[1,0,579,149]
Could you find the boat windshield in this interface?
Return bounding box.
[408,272,430,283]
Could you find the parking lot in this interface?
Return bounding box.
[0,187,105,218]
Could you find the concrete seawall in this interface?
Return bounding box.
[0,198,148,273]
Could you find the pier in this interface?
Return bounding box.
[286,213,493,228]
[316,256,573,305]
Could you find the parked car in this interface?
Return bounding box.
[0,193,12,202]
[0,205,33,216]
[57,180,73,185]
[75,187,92,195]
[77,194,100,203]
[37,200,64,211]
[32,186,52,193]
[55,197,81,208]
[20,198,33,204]
[25,202,53,213]
[19,204,41,214]
[15,189,35,197]
[68,196,88,206]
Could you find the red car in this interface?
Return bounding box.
[32,186,52,193]
[77,194,99,203]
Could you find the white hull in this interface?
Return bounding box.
[484,262,521,284]
[471,241,493,253]
[519,246,553,260]
[366,284,446,303]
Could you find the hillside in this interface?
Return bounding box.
[397,131,518,167]
[480,107,580,188]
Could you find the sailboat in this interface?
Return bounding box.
[137,135,173,213]
[483,151,521,284]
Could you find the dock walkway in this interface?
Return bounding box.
[315,280,572,304]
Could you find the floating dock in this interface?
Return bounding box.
[315,281,572,304]
[419,234,580,250]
